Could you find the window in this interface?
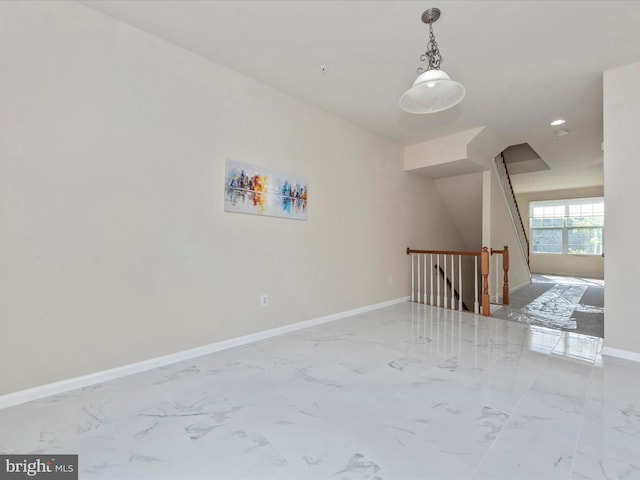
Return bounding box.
[530,198,603,255]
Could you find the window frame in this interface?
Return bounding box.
[529,197,604,256]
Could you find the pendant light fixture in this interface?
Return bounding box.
[399,8,465,114]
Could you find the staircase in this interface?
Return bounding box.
[494,154,530,266]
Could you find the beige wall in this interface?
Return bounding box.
[434,173,483,251]
[515,186,604,278]
[0,2,466,395]
[603,61,640,356]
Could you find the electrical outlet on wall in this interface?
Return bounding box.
[260,294,269,307]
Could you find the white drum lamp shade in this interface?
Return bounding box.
[399,69,465,114]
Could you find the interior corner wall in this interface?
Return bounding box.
[603,61,640,355]
[0,2,466,396]
[515,187,604,279]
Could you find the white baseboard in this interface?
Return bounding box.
[509,281,531,295]
[0,296,410,410]
[602,346,640,363]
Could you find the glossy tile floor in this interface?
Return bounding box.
[1,302,639,479]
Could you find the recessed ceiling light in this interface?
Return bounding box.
[550,119,566,126]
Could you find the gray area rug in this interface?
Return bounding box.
[492,275,604,338]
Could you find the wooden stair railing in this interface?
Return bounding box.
[407,246,509,317]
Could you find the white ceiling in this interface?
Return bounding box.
[80,0,640,193]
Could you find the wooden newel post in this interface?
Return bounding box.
[502,246,509,305]
[481,247,490,316]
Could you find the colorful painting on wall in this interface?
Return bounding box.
[224,159,308,220]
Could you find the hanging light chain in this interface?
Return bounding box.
[417,23,443,74]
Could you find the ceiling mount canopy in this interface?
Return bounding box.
[399,8,465,114]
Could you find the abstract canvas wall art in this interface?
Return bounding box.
[224,159,308,220]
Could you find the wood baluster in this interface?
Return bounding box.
[450,254,455,310]
[443,254,448,309]
[436,254,441,307]
[417,253,421,303]
[423,254,427,305]
[503,246,509,305]
[495,252,500,303]
[481,247,490,316]
[430,254,434,306]
[458,255,463,311]
[474,256,479,314]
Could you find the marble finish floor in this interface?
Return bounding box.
[1,302,638,479]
